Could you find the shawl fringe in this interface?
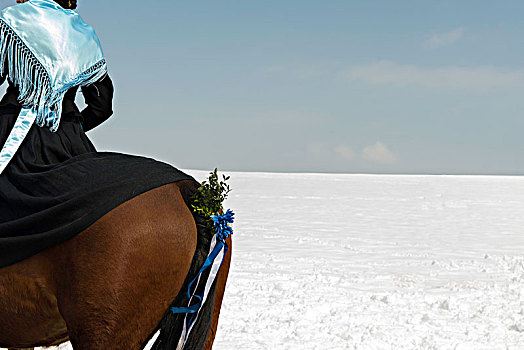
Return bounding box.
[0,18,107,132]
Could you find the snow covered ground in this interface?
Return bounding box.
[8,172,524,349]
[204,172,524,350]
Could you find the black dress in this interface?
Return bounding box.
[0,76,194,268]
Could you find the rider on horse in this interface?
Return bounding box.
[0,1,233,349]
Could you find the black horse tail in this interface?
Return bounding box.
[145,179,220,350]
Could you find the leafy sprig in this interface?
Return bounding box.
[192,169,231,227]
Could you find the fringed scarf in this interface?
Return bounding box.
[0,0,107,174]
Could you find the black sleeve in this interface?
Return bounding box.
[0,67,6,86]
[80,74,114,132]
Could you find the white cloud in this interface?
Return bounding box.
[362,142,397,164]
[423,27,465,49]
[334,145,355,160]
[346,61,524,90]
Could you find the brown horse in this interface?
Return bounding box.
[0,179,232,350]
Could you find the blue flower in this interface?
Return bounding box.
[211,209,235,241]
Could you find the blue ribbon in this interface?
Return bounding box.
[211,209,235,241]
[170,210,234,316]
[170,241,227,314]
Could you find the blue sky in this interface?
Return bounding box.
[4,0,524,174]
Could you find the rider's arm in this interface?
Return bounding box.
[0,66,6,86]
[80,74,114,132]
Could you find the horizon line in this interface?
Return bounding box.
[183,168,524,178]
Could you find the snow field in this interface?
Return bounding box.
[206,172,524,349]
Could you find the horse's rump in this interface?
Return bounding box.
[0,180,199,349]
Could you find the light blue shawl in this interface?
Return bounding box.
[0,0,107,174]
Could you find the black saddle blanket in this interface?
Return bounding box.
[0,152,194,268]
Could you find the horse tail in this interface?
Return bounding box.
[147,179,221,350]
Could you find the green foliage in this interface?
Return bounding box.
[192,169,231,222]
